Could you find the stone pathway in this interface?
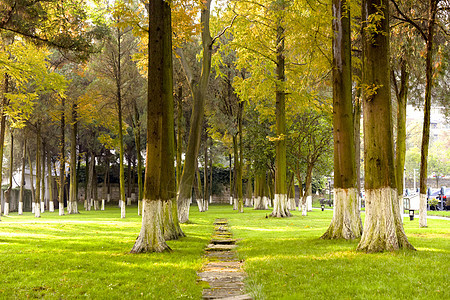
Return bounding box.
[198,219,252,300]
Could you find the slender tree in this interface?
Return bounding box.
[322,0,362,240]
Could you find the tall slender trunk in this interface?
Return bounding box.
[35,123,41,217]
[68,104,78,214]
[419,0,438,228]
[59,97,65,215]
[393,58,409,218]
[47,149,54,212]
[19,138,26,215]
[195,166,204,211]
[271,0,290,217]
[40,141,46,213]
[229,153,233,205]
[203,138,209,211]
[0,73,9,220]
[176,85,183,190]
[27,148,36,212]
[357,0,414,252]
[4,129,13,215]
[322,0,362,239]
[127,154,132,201]
[176,0,213,223]
[133,118,143,210]
[237,102,244,213]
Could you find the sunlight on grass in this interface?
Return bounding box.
[0,204,448,299]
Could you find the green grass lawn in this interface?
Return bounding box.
[0,204,449,299]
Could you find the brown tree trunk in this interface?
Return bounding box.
[19,138,26,215]
[271,0,290,218]
[59,97,65,215]
[322,0,362,240]
[393,58,409,218]
[419,0,438,228]
[176,0,213,223]
[357,0,414,252]
[35,123,41,217]
[131,0,182,253]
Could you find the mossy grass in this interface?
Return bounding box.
[0,204,448,299]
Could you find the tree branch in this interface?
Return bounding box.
[390,0,428,41]
[211,15,237,47]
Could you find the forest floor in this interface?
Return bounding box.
[0,204,448,299]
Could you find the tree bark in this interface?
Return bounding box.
[35,123,41,217]
[4,129,13,215]
[176,85,183,190]
[59,97,65,216]
[419,0,438,228]
[322,0,362,240]
[357,0,414,252]
[393,58,409,219]
[176,0,213,223]
[271,0,290,218]
[40,141,46,213]
[0,73,9,220]
[131,0,182,253]
[19,138,26,215]
[68,104,78,214]
[47,149,54,212]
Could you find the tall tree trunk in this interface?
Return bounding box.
[419,0,438,228]
[232,134,239,210]
[68,104,78,214]
[115,25,126,219]
[176,0,213,223]
[40,141,46,213]
[176,85,183,190]
[27,148,36,212]
[131,0,182,253]
[19,138,26,215]
[0,73,9,220]
[271,1,290,218]
[229,153,233,205]
[133,118,143,212]
[195,167,204,212]
[87,151,95,210]
[4,129,13,215]
[393,58,409,220]
[237,102,244,213]
[47,150,54,212]
[35,123,41,217]
[203,138,209,211]
[357,0,414,252]
[59,97,65,215]
[322,0,362,240]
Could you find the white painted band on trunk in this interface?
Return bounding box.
[4,203,9,215]
[307,195,312,211]
[41,202,45,213]
[101,199,105,211]
[419,193,427,228]
[49,201,54,212]
[18,202,23,215]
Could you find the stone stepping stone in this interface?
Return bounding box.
[205,244,237,251]
[198,218,252,299]
[210,238,237,245]
[213,219,228,225]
